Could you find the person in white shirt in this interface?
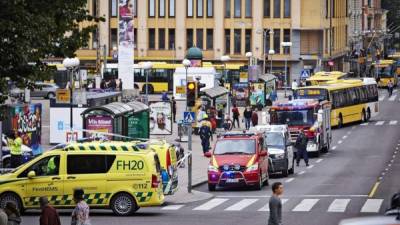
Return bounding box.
[291,79,298,98]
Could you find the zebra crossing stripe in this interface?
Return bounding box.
[360,123,369,126]
[327,199,350,212]
[193,198,229,211]
[162,205,185,210]
[375,121,385,126]
[360,199,383,213]
[292,199,319,212]
[389,95,397,101]
[258,199,288,212]
[389,120,398,125]
[224,199,258,211]
[379,96,385,101]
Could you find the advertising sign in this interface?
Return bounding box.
[119,0,134,90]
[127,111,149,139]
[232,83,249,107]
[249,83,266,107]
[56,89,70,104]
[49,107,86,144]
[85,115,113,137]
[240,72,249,83]
[149,101,172,135]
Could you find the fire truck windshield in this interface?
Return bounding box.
[271,110,315,126]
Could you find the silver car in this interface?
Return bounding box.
[31,82,59,99]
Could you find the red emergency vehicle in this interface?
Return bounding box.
[269,99,332,156]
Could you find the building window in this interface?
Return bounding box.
[92,0,97,16]
[234,0,241,17]
[197,0,203,17]
[159,0,165,17]
[169,0,175,17]
[207,0,213,17]
[225,0,231,18]
[111,28,118,49]
[92,30,98,49]
[149,28,156,49]
[206,29,213,49]
[149,0,155,17]
[264,0,270,17]
[225,29,231,54]
[110,0,117,17]
[245,29,251,52]
[234,29,241,54]
[265,29,270,52]
[273,0,280,18]
[187,29,194,49]
[196,29,203,49]
[169,29,175,49]
[284,0,290,18]
[283,29,290,54]
[159,29,165,49]
[187,0,193,17]
[325,29,329,53]
[273,29,280,54]
[245,0,252,17]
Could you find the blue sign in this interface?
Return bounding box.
[183,111,195,124]
[300,70,310,79]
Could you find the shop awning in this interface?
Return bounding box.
[81,101,149,117]
[202,86,229,99]
[259,74,277,82]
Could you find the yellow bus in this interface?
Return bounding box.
[373,60,398,88]
[306,71,347,86]
[295,78,379,127]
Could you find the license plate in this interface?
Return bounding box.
[226,178,239,183]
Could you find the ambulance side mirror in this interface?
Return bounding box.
[317,110,323,123]
[27,171,36,179]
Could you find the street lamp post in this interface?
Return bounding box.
[63,57,80,142]
[142,61,153,105]
[182,59,191,111]
[257,29,273,75]
[182,58,192,193]
[281,42,292,98]
[268,49,275,75]
[245,52,253,66]
[221,55,231,115]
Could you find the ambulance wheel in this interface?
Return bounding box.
[110,192,138,216]
[255,173,263,190]
[282,160,289,177]
[0,192,23,213]
[208,184,216,191]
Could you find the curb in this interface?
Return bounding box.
[192,179,208,188]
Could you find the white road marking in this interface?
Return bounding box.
[298,171,306,175]
[193,198,229,211]
[216,194,368,198]
[360,199,384,213]
[292,199,319,212]
[375,121,385,126]
[389,120,398,125]
[360,122,369,126]
[332,146,337,150]
[389,94,397,101]
[394,89,398,93]
[224,199,258,211]
[347,131,352,134]
[258,199,288,211]
[379,96,385,101]
[338,140,343,144]
[327,199,351,212]
[162,205,185,210]
[352,126,356,129]
[285,178,295,183]
[342,135,348,139]
[316,159,323,163]
[307,165,314,169]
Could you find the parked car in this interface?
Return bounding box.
[31,82,59,99]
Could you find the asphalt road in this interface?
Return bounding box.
[21,89,400,225]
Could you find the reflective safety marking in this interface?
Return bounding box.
[162,205,185,210]
[389,120,398,125]
[292,199,319,212]
[360,199,383,213]
[193,198,229,211]
[327,199,351,212]
[224,199,258,211]
[375,121,385,126]
[389,95,397,101]
[258,199,288,211]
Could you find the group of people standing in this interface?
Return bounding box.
[99,78,123,91]
[231,104,259,130]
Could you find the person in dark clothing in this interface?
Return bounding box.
[251,109,258,127]
[199,121,212,154]
[118,78,123,90]
[295,129,309,166]
[268,182,283,225]
[243,106,253,130]
[100,79,106,89]
[172,97,177,123]
[161,92,169,101]
[388,80,394,97]
[39,196,61,225]
[231,104,240,128]
[109,79,117,90]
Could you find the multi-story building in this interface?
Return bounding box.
[76,0,349,84]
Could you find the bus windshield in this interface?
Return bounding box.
[295,89,328,101]
[377,66,393,78]
[271,110,315,126]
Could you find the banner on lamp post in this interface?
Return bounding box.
[118,0,134,90]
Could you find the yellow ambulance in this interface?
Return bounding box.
[0,142,164,216]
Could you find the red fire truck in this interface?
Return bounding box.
[269,99,332,157]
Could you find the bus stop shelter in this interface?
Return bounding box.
[81,101,149,139]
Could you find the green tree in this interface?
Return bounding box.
[0,0,104,104]
[382,0,400,36]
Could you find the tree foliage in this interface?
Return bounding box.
[0,0,104,103]
[382,0,400,33]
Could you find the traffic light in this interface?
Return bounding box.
[187,81,196,107]
[197,82,206,98]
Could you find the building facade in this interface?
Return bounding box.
[76,0,349,83]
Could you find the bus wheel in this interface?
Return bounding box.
[367,108,371,121]
[361,109,367,122]
[338,114,343,128]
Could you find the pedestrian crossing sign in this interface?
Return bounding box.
[183,111,195,124]
[300,70,310,79]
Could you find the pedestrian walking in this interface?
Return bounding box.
[118,79,123,91]
[39,196,61,225]
[291,79,298,98]
[231,104,240,128]
[243,106,253,130]
[161,92,169,101]
[7,131,22,168]
[172,97,177,123]
[251,109,259,127]
[268,182,283,225]
[0,208,7,225]
[295,129,309,167]
[388,80,394,97]
[4,202,21,225]
[199,121,212,154]
[71,188,90,225]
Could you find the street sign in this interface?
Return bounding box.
[183,111,195,124]
[56,89,70,104]
[176,86,186,94]
[240,72,249,83]
[300,70,310,79]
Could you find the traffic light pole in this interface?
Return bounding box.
[185,66,193,193]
